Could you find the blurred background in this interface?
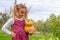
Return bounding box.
[0,0,60,40]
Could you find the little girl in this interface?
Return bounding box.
[2,4,29,40]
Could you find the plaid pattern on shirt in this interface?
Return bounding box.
[11,19,29,40]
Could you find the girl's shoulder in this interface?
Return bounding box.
[8,18,14,24]
[9,18,14,21]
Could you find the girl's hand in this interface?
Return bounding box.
[29,29,34,35]
[11,32,16,37]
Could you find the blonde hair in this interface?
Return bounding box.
[12,4,28,19]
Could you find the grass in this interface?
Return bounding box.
[0,30,11,40]
[0,30,60,40]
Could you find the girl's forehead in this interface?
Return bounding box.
[20,8,27,11]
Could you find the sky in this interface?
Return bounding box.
[0,0,60,22]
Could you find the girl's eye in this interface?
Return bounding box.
[21,11,25,14]
[21,11,24,13]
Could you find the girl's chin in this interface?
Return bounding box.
[19,16,24,18]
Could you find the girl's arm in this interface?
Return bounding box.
[1,18,14,35]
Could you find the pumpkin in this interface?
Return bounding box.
[24,19,35,34]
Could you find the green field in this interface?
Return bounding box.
[0,30,39,40]
[0,30,59,40]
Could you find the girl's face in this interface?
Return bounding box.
[16,8,27,18]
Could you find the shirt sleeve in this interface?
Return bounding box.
[1,18,14,35]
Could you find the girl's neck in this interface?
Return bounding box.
[14,16,24,20]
